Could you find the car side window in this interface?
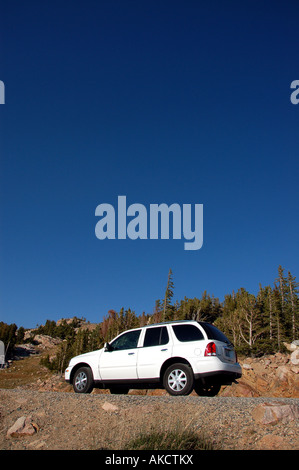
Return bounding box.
[143,326,169,347]
[110,330,141,351]
[172,324,204,342]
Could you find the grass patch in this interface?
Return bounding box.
[124,427,217,451]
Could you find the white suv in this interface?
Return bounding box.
[65,320,242,396]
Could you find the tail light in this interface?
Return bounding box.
[204,342,216,356]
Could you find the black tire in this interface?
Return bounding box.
[109,387,129,395]
[73,366,94,394]
[163,363,194,396]
[194,380,221,397]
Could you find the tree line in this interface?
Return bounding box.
[1,265,298,372]
[0,322,25,358]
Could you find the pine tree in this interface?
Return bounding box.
[176,297,200,321]
[236,288,264,353]
[287,271,299,340]
[123,308,139,331]
[150,300,163,324]
[162,269,174,321]
[274,266,299,344]
[276,266,288,329]
[214,293,240,347]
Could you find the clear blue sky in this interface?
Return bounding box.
[0,1,298,328]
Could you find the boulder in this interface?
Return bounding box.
[283,340,299,352]
[33,335,62,349]
[101,401,119,412]
[220,381,259,397]
[290,349,299,366]
[276,366,290,382]
[252,402,299,425]
[255,434,292,450]
[6,416,38,438]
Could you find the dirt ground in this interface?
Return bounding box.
[1,388,299,451]
[1,344,299,451]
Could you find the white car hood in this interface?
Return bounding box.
[69,348,103,365]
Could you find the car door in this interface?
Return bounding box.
[99,329,141,380]
[171,323,205,359]
[137,326,172,379]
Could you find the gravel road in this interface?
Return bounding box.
[1,389,299,451]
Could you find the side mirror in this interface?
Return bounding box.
[104,342,113,352]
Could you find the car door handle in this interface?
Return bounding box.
[161,348,168,351]
[128,352,135,355]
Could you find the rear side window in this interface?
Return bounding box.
[172,324,204,342]
[199,322,231,344]
[143,326,169,347]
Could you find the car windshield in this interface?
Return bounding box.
[110,329,141,350]
[198,322,232,345]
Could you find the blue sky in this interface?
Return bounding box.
[0,1,298,328]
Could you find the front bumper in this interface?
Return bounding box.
[194,369,242,385]
[65,366,73,383]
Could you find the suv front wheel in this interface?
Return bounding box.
[163,363,194,396]
[73,366,94,394]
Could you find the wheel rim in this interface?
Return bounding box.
[168,369,187,392]
[75,371,87,391]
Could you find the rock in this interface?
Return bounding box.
[252,402,299,425]
[28,439,47,449]
[56,318,76,326]
[244,357,253,363]
[6,417,26,437]
[101,401,119,412]
[284,342,297,352]
[242,363,253,370]
[220,381,259,397]
[255,376,268,391]
[276,366,290,382]
[255,434,292,450]
[6,416,38,438]
[290,349,299,366]
[274,352,288,363]
[284,340,299,353]
[33,335,62,349]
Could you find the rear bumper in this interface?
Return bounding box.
[193,357,242,384]
[193,357,242,376]
[194,368,242,385]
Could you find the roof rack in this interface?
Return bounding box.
[144,319,196,327]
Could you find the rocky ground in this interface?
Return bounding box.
[0,389,298,451]
[0,335,299,451]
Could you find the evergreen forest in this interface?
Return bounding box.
[1,265,298,373]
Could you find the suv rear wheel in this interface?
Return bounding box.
[163,363,194,396]
[194,380,221,397]
[73,366,94,394]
